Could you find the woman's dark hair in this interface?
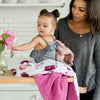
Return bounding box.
[39,9,60,25]
[66,0,100,34]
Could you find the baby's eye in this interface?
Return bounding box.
[44,25,47,27]
[38,24,40,27]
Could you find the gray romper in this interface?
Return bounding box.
[30,35,60,63]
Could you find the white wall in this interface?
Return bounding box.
[0,0,71,69]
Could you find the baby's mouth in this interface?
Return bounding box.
[40,31,44,33]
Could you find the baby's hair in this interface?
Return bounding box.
[39,9,60,25]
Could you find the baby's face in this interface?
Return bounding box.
[37,16,56,37]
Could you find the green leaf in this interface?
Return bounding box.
[27,64,32,66]
[0,43,5,53]
[1,34,10,41]
[19,67,22,70]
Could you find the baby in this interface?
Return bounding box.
[11,9,60,63]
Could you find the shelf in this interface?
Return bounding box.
[0,3,65,7]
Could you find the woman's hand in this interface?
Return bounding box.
[79,87,87,93]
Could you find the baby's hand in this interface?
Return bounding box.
[9,44,19,51]
[11,46,19,51]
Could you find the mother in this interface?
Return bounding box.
[54,0,100,100]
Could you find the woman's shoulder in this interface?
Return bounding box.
[94,33,100,40]
[93,33,100,51]
[92,33,100,46]
[94,33,100,38]
[58,17,68,24]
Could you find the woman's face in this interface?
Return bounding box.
[72,0,87,22]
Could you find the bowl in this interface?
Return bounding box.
[40,0,58,3]
[0,0,3,3]
[4,0,18,4]
[18,0,40,4]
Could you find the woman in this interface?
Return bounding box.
[54,0,100,100]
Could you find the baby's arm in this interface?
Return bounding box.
[11,36,40,51]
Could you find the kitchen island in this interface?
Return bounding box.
[0,70,43,100]
[0,70,73,100]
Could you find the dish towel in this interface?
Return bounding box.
[34,72,79,100]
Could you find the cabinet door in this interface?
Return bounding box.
[0,91,43,100]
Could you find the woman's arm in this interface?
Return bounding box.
[92,34,100,100]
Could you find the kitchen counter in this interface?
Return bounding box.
[0,70,35,83]
[0,70,73,83]
[0,70,73,100]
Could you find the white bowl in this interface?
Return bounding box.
[40,0,58,3]
[18,0,40,4]
[4,0,18,4]
[0,0,3,3]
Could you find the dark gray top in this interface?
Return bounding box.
[54,17,100,95]
[30,35,60,63]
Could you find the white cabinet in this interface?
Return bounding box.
[0,83,43,100]
[0,91,42,100]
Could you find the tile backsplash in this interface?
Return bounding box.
[0,0,70,69]
[1,17,38,69]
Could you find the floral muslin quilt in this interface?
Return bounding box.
[11,59,79,98]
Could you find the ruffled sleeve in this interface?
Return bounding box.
[48,41,60,50]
